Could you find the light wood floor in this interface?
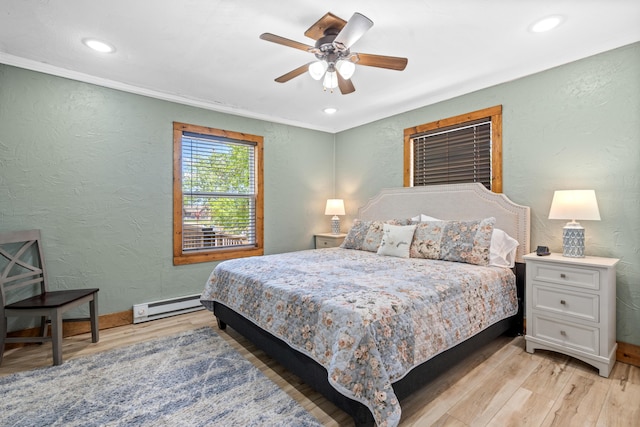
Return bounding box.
[1,310,638,426]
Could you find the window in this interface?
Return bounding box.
[173,122,263,265]
[404,105,503,192]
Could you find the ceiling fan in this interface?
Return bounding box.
[260,12,408,94]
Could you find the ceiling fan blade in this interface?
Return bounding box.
[355,53,408,71]
[274,62,313,83]
[337,73,355,95]
[333,13,373,51]
[260,33,316,53]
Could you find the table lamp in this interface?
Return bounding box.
[325,199,345,234]
[548,190,600,257]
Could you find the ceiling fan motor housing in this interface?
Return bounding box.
[315,31,351,64]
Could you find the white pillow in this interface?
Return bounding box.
[377,224,417,258]
[411,214,440,222]
[412,213,519,267]
[489,228,519,268]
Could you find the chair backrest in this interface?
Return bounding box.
[0,229,48,308]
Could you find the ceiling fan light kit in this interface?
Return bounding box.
[323,70,339,91]
[260,12,408,95]
[335,59,356,79]
[309,60,328,80]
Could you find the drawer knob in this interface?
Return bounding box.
[560,330,567,336]
[560,299,566,305]
[560,273,567,279]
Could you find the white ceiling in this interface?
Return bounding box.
[1,1,639,133]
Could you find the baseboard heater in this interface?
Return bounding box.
[133,294,204,324]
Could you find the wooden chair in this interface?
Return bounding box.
[0,229,99,366]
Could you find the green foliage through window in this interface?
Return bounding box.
[182,133,256,250]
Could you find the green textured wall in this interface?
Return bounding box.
[0,65,335,319]
[335,42,640,346]
[2,43,638,346]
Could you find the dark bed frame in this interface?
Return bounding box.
[214,263,525,427]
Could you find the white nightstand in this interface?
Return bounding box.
[524,252,619,377]
[315,233,347,249]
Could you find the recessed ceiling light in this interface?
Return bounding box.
[82,38,116,53]
[530,15,564,33]
[323,107,338,114]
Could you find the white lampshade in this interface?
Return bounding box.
[548,190,600,258]
[308,61,327,80]
[336,60,356,79]
[323,70,338,89]
[324,199,345,216]
[548,190,601,221]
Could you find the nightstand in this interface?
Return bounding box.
[524,253,619,377]
[315,233,347,249]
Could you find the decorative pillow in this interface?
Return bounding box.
[411,214,519,268]
[377,224,417,258]
[340,219,371,249]
[361,219,411,252]
[409,221,444,259]
[361,221,384,252]
[410,217,495,266]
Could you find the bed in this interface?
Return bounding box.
[200,183,530,427]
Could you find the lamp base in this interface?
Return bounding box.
[562,221,585,257]
[331,216,341,234]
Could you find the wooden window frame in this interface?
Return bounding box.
[403,105,503,193]
[173,122,264,265]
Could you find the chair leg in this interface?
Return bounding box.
[0,315,6,366]
[50,309,64,366]
[39,316,48,339]
[40,316,49,344]
[90,293,99,343]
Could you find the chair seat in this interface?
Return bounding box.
[5,289,99,310]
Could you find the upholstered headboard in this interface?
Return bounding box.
[357,183,531,263]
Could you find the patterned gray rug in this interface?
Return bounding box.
[0,327,322,427]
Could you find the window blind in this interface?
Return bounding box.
[411,120,491,189]
[181,132,256,251]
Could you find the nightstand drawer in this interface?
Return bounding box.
[532,314,599,355]
[316,237,336,248]
[532,284,599,322]
[315,234,346,248]
[529,263,600,290]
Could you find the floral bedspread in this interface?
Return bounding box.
[200,248,517,427]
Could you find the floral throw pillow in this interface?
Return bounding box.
[340,219,371,249]
[409,222,444,259]
[410,217,495,266]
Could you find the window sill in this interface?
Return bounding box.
[173,246,264,265]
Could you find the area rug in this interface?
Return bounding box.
[0,327,323,427]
